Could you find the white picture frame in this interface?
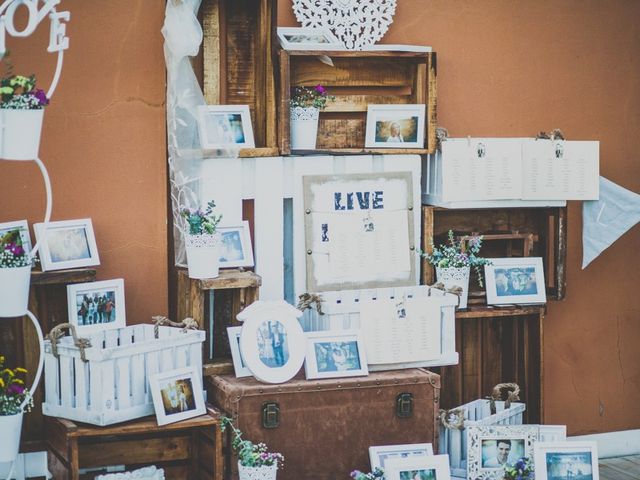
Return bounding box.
[67,279,126,334]
[0,220,32,254]
[365,104,426,149]
[277,27,345,51]
[238,301,307,384]
[484,257,547,305]
[227,326,252,378]
[34,218,100,271]
[369,443,434,471]
[149,365,206,426]
[197,105,255,149]
[218,221,255,268]
[534,441,599,480]
[304,330,368,380]
[384,454,451,480]
[538,425,567,442]
[467,425,539,480]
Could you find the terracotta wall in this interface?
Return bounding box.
[279,0,640,435]
[0,1,168,323]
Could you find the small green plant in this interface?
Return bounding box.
[503,457,534,480]
[350,468,385,480]
[181,200,222,236]
[0,355,32,415]
[0,229,33,268]
[290,84,335,110]
[220,416,284,468]
[418,230,491,287]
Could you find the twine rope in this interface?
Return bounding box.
[535,128,566,140]
[297,293,324,315]
[46,323,92,363]
[151,315,199,339]
[431,282,464,297]
[439,407,465,430]
[491,382,521,409]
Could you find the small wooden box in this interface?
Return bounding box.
[279,50,437,155]
[46,407,223,480]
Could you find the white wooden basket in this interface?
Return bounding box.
[439,399,526,478]
[43,324,205,426]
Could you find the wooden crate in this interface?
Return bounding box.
[176,268,260,375]
[278,50,437,155]
[421,205,567,301]
[46,406,223,480]
[439,399,526,478]
[202,0,278,157]
[43,325,205,426]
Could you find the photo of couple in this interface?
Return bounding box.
[314,341,361,373]
[257,320,290,368]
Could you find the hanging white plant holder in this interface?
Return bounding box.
[290,106,319,150]
[0,109,45,161]
[436,266,471,309]
[0,411,24,463]
[184,233,221,279]
[238,462,278,480]
[0,265,31,318]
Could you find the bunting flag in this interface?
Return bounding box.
[582,176,640,269]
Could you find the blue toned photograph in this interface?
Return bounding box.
[314,341,361,372]
[219,230,244,262]
[48,226,91,263]
[545,451,593,480]
[494,267,538,297]
[481,439,524,468]
[257,320,289,368]
[204,112,246,145]
[399,469,436,480]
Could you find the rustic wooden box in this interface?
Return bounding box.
[278,50,437,155]
[46,407,223,480]
[421,205,567,301]
[202,0,278,157]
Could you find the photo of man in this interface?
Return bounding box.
[481,438,524,468]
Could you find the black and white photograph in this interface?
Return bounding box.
[149,366,206,426]
[197,105,255,149]
[484,257,547,305]
[365,105,426,148]
[256,320,289,368]
[217,221,255,268]
[34,218,100,271]
[534,442,599,480]
[67,279,125,333]
[304,330,368,380]
[277,27,344,50]
[369,443,434,471]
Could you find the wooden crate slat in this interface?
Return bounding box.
[78,436,191,468]
[325,94,413,112]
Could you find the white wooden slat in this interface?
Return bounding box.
[161,348,174,371]
[116,357,131,410]
[145,351,160,401]
[175,345,189,368]
[131,354,145,405]
[59,356,73,408]
[189,343,201,369]
[200,157,244,224]
[254,157,285,300]
[450,430,462,469]
[89,361,102,411]
[73,358,87,410]
[132,324,145,344]
[44,352,59,406]
[100,360,116,416]
[343,155,375,173]
[105,330,119,348]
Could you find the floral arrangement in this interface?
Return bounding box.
[290,84,335,110]
[220,416,284,468]
[350,468,385,480]
[0,229,32,269]
[419,230,492,287]
[503,457,534,480]
[0,74,49,110]
[181,200,222,236]
[0,355,32,416]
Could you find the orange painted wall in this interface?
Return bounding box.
[277,1,640,435]
[0,1,168,324]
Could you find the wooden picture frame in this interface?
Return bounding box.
[369,443,434,471]
[149,366,206,426]
[197,105,255,149]
[34,218,100,271]
[67,279,126,334]
[484,257,547,305]
[365,104,426,149]
[304,330,368,380]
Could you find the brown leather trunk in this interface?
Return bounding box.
[207,369,440,480]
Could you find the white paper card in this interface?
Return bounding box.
[522,139,599,200]
[360,297,442,365]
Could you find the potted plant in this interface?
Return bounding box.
[0,356,32,463]
[220,416,284,480]
[0,229,34,318]
[181,200,223,279]
[419,230,491,309]
[351,468,385,480]
[503,457,534,480]
[289,84,334,150]
[0,62,50,160]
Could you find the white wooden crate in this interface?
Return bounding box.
[440,399,526,478]
[42,325,205,426]
[300,285,459,370]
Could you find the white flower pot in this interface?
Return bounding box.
[0,412,24,463]
[238,462,278,480]
[436,266,471,309]
[290,106,319,150]
[0,265,31,318]
[184,233,221,279]
[0,109,45,161]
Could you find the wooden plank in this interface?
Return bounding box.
[203,360,235,376]
[316,118,366,150]
[555,206,567,300]
[47,448,71,480]
[324,94,413,113]
[31,268,96,286]
[481,317,502,397]
[279,49,291,154]
[456,305,545,319]
[194,269,262,290]
[461,317,482,403]
[287,50,431,58]
[202,0,221,105]
[421,206,435,285]
[426,52,437,153]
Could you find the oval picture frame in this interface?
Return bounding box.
[238,301,306,384]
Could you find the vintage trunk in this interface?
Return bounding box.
[207,369,440,480]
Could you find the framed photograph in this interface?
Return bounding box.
[534,441,599,480]
[197,105,255,149]
[304,330,368,379]
[34,218,100,271]
[365,104,426,149]
[67,279,126,334]
[238,300,307,384]
[149,366,206,426]
[467,425,539,480]
[484,257,547,305]
[277,27,344,51]
[218,221,254,268]
[227,326,251,378]
[384,454,451,480]
[369,443,434,471]
[538,425,567,442]
[0,220,32,254]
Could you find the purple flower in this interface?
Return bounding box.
[314,84,326,94]
[8,244,25,256]
[34,89,49,106]
[8,383,25,395]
